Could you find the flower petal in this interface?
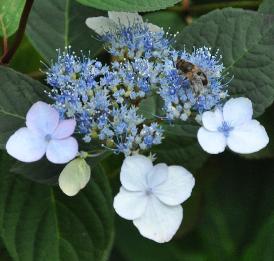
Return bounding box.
[108,11,143,26]
[223,97,253,127]
[52,119,76,139]
[147,23,162,32]
[133,196,183,243]
[202,109,223,131]
[58,158,91,196]
[6,127,47,162]
[26,101,59,136]
[120,155,153,191]
[197,127,226,154]
[227,120,269,154]
[113,187,148,220]
[147,163,168,189]
[153,166,195,206]
[85,17,117,35]
[46,137,78,164]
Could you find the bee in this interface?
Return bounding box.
[176,59,208,94]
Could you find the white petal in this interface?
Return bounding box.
[46,137,78,164]
[26,101,59,136]
[227,120,269,154]
[202,109,223,131]
[153,166,195,206]
[120,155,153,191]
[197,127,226,154]
[108,11,143,26]
[146,163,168,189]
[85,17,117,35]
[6,127,47,162]
[147,23,162,32]
[223,97,253,127]
[113,187,148,220]
[58,158,91,196]
[52,119,76,139]
[133,196,183,243]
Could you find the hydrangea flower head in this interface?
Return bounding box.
[197,97,269,154]
[114,155,195,243]
[6,101,78,163]
[47,50,164,156]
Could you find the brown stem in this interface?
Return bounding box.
[0,0,34,64]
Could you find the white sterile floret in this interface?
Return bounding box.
[113,155,195,243]
[85,11,161,35]
[6,101,78,164]
[197,97,269,154]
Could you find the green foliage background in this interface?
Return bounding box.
[0,0,273,260]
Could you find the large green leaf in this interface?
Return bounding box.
[0,66,49,149]
[199,153,274,260]
[0,153,114,261]
[0,0,25,37]
[243,212,274,261]
[175,8,274,117]
[76,0,180,12]
[26,0,105,61]
[259,0,274,14]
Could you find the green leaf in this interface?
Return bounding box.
[0,0,25,37]
[199,153,274,259]
[11,158,64,185]
[243,212,274,261]
[114,218,204,261]
[76,0,180,12]
[0,66,49,149]
[143,11,186,34]
[26,0,106,61]
[175,8,274,117]
[0,153,114,261]
[10,36,43,74]
[259,0,274,14]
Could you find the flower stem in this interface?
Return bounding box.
[169,1,261,14]
[0,0,34,64]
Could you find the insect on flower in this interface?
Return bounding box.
[176,58,208,94]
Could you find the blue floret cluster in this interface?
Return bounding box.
[46,19,228,155]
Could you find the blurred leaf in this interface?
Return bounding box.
[0,0,25,37]
[76,0,180,12]
[0,153,114,261]
[176,8,274,117]
[242,212,274,261]
[144,10,185,33]
[10,36,42,74]
[0,66,49,148]
[199,154,274,260]
[153,136,208,173]
[26,0,105,62]
[113,218,204,261]
[258,0,274,14]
